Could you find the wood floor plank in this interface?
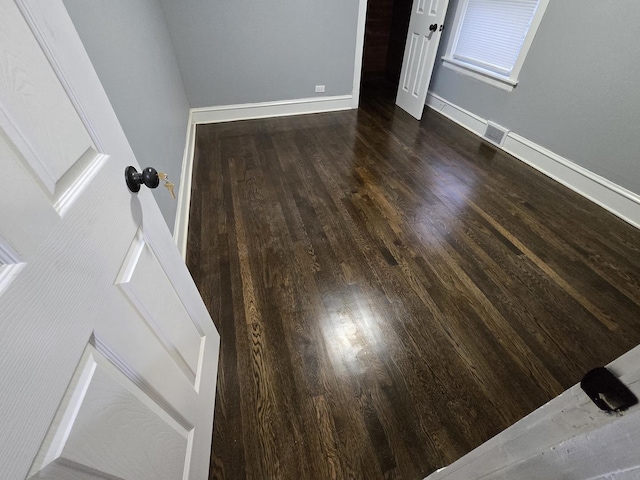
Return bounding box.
[188,81,640,480]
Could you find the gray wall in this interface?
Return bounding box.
[159,0,360,107]
[430,0,640,195]
[63,0,191,232]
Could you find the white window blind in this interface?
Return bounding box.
[453,0,539,76]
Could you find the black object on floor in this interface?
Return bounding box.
[581,367,638,413]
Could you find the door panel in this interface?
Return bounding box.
[401,33,419,93]
[28,345,190,480]
[0,129,59,259]
[0,1,219,479]
[396,0,449,119]
[116,230,205,388]
[0,0,94,192]
[0,239,23,293]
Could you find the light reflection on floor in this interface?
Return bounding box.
[317,288,390,379]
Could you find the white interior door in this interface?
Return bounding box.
[425,345,640,480]
[0,1,220,479]
[396,0,449,120]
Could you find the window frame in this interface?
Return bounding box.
[441,0,550,91]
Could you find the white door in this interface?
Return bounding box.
[0,1,220,479]
[396,0,449,119]
[426,345,640,480]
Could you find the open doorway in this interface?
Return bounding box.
[361,0,413,87]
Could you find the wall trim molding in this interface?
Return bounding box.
[352,0,369,108]
[426,92,640,230]
[191,95,354,124]
[173,110,196,260]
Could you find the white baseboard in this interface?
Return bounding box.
[173,111,196,261]
[426,92,640,230]
[191,95,354,124]
[426,93,487,137]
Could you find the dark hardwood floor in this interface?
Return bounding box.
[186,81,640,480]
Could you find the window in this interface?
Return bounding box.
[442,0,549,91]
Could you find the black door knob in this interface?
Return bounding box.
[429,23,438,32]
[125,166,160,193]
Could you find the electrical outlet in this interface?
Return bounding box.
[315,85,325,93]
